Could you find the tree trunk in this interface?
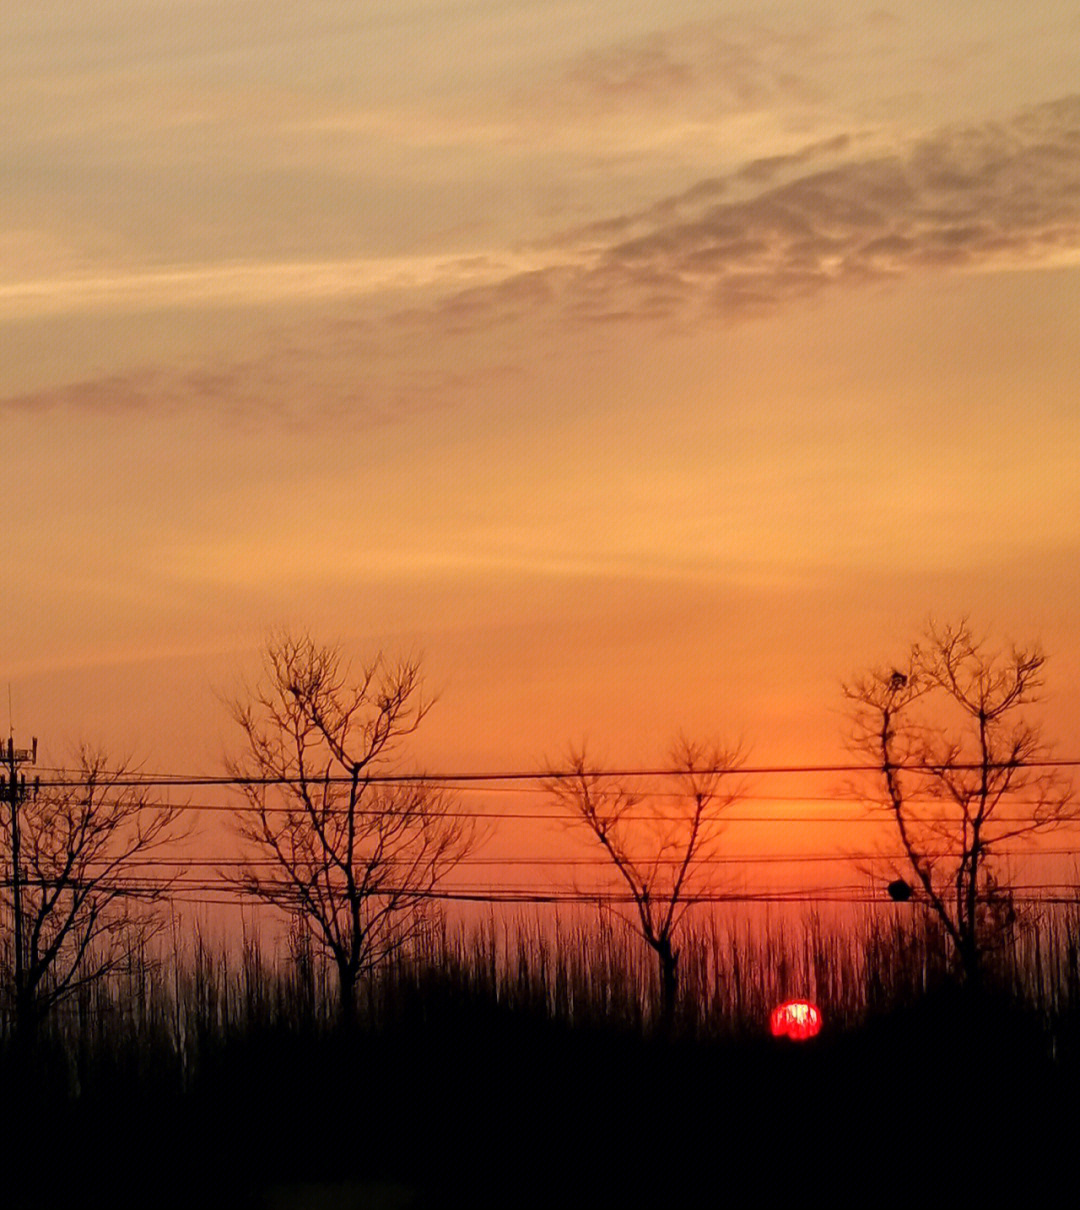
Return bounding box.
[14,983,40,1051]
[960,935,983,996]
[337,962,358,1030]
[656,939,679,1034]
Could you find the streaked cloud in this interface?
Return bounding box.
[435,95,1080,328]
[5,94,1080,421]
[559,19,818,113]
[0,251,554,321]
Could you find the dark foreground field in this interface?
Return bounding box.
[3,914,1080,1208]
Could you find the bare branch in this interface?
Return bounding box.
[844,620,1075,989]
[0,747,188,1036]
[223,633,479,1025]
[543,737,745,1029]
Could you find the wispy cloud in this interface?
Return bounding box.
[558,20,819,114]
[434,94,1080,328]
[6,95,1079,419]
[0,324,528,426]
[0,251,554,321]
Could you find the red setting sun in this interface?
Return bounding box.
[770,999,824,1041]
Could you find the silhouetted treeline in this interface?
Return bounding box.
[3,906,1080,1208]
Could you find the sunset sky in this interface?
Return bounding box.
[3,0,1079,887]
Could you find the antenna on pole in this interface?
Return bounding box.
[5,720,37,1030]
[7,682,12,742]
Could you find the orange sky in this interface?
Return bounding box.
[2,2,1079,902]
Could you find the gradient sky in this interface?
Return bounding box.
[3,0,1079,888]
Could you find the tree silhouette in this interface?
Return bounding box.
[544,737,744,1031]
[0,746,184,1041]
[226,633,477,1026]
[844,619,1074,989]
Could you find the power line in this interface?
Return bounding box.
[9,799,1076,826]
[25,768,1076,805]
[8,870,1077,898]
[25,755,1080,790]
[31,789,1070,823]
[149,892,1080,909]
[40,883,1078,908]
[39,846,1080,870]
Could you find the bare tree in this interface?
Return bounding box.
[844,619,1074,989]
[0,746,185,1041]
[226,633,478,1027]
[544,737,745,1030]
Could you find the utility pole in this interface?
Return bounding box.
[3,735,37,1017]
